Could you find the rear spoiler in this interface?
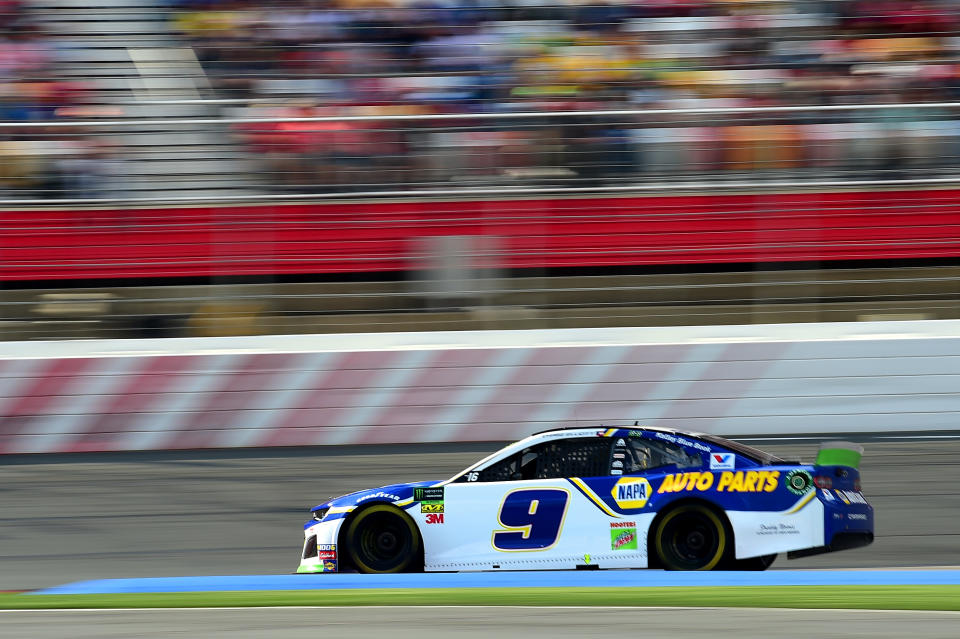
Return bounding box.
[815,441,864,469]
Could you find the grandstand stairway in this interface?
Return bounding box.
[28,0,261,199]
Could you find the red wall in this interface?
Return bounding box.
[3,190,959,281]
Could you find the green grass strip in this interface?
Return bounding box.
[2,586,960,611]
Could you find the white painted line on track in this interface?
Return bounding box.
[4,606,960,614]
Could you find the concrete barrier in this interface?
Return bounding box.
[1,320,958,454]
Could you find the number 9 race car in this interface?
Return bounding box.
[298,426,873,573]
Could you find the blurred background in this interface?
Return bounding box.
[1,0,959,338]
[3,1,960,603]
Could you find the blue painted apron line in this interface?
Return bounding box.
[30,570,960,596]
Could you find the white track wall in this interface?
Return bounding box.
[1,321,959,454]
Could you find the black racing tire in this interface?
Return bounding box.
[653,503,730,571]
[730,553,777,571]
[343,504,421,574]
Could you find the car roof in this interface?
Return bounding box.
[525,425,783,465]
[532,425,702,438]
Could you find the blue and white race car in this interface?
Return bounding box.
[298,426,873,573]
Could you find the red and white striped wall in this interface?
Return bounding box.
[1,321,959,454]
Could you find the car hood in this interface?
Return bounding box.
[311,480,440,513]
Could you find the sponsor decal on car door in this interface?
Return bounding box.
[424,479,647,571]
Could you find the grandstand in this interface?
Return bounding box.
[4,0,960,196]
[1,0,959,339]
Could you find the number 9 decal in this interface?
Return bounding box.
[492,488,570,551]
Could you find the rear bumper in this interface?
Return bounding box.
[787,532,874,559]
[787,488,873,559]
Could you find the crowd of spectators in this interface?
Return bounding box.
[4,0,960,197]
[0,2,115,198]
[170,0,960,191]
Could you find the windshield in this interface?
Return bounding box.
[698,434,786,465]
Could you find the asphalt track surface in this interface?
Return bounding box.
[3,438,960,592]
[4,607,960,639]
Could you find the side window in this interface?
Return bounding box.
[528,437,613,480]
[462,437,613,482]
[624,438,702,473]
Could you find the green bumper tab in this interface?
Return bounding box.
[815,441,864,469]
[297,564,321,574]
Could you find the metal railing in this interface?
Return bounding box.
[4,101,960,204]
[2,265,959,341]
[7,0,960,203]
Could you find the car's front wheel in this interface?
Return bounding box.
[653,503,729,571]
[343,504,421,573]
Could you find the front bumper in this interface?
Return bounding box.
[297,520,342,574]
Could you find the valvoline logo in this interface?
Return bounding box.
[611,477,652,509]
[709,453,735,470]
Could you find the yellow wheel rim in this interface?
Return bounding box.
[654,505,727,571]
[345,504,420,574]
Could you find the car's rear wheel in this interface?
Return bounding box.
[730,553,777,571]
[344,504,421,573]
[653,503,729,571]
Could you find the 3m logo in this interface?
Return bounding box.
[425,513,444,524]
[611,477,652,509]
[709,453,735,470]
